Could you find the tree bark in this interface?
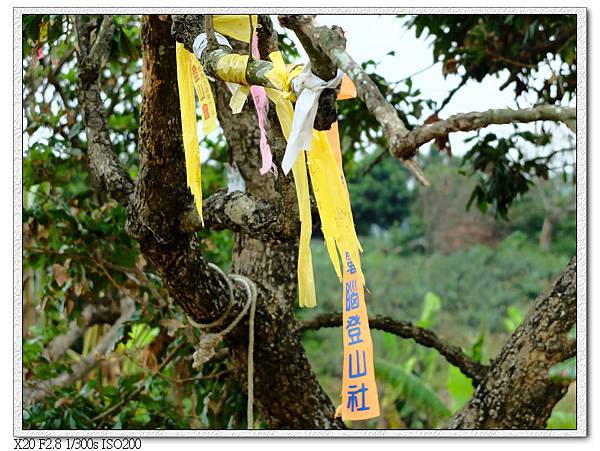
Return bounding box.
[126,15,342,429]
[448,257,576,429]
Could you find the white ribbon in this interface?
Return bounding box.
[192,32,232,59]
[281,63,344,175]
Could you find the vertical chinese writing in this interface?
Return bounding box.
[340,251,380,419]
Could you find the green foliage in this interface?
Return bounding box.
[120,323,160,351]
[546,410,576,429]
[376,359,451,420]
[348,156,416,235]
[461,131,567,219]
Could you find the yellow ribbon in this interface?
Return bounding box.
[265,51,316,308]
[214,15,257,43]
[306,131,364,285]
[213,15,257,112]
[176,42,205,225]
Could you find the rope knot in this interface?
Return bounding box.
[187,262,257,429]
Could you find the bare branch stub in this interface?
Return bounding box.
[180,190,292,242]
[279,14,341,131]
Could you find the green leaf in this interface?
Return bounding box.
[471,328,485,363]
[133,407,151,425]
[503,305,524,333]
[416,291,442,328]
[376,359,451,418]
[447,365,473,411]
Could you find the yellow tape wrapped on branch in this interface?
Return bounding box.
[215,54,249,86]
[214,15,257,112]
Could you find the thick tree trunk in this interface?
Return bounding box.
[448,257,576,429]
[127,15,342,429]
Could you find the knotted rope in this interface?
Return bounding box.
[187,262,257,429]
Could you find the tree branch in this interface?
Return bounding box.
[171,14,340,131]
[44,302,121,363]
[277,15,430,186]
[180,190,293,241]
[398,105,576,157]
[74,15,134,205]
[278,14,339,131]
[448,257,577,429]
[88,15,116,65]
[24,297,135,407]
[301,312,487,383]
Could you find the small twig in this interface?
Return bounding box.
[391,62,436,85]
[92,341,186,424]
[204,15,218,51]
[248,15,255,59]
[435,76,468,116]
[485,49,538,69]
[362,149,388,176]
[174,369,231,384]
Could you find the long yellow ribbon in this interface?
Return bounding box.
[264,51,316,308]
[176,42,204,225]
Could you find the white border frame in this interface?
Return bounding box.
[13,7,587,438]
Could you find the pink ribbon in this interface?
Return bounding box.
[250,32,276,176]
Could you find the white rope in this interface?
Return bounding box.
[187,262,257,429]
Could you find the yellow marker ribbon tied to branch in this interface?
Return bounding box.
[265,51,316,308]
[175,42,216,225]
[265,51,380,419]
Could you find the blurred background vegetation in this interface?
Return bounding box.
[22,14,576,429]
